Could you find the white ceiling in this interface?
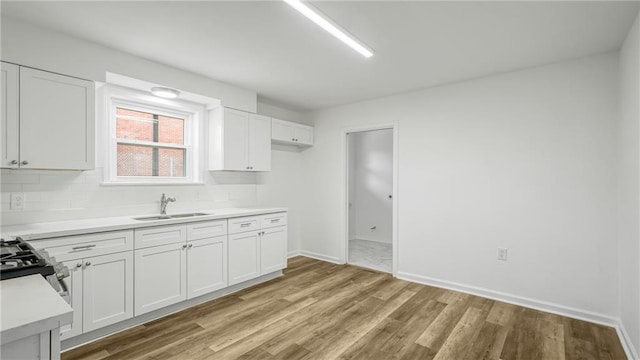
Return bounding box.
[2,1,638,111]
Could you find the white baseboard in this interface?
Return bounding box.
[616,320,640,360]
[298,250,343,264]
[288,250,301,258]
[396,271,618,327]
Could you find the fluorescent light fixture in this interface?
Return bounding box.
[283,0,373,58]
[151,87,180,99]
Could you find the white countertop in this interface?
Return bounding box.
[1,275,73,344]
[1,207,287,241]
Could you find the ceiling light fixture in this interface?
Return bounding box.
[150,87,180,99]
[283,0,374,58]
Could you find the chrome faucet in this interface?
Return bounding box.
[160,193,176,215]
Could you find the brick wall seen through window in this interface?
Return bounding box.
[115,107,186,177]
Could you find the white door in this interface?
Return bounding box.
[82,252,133,332]
[187,236,227,298]
[228,231,260,285]
[247,114,271,171]
[223,108,248,170]
[294,124,314,146]
[0,62,19,168]
[19,67,94,170]
[271,119,294,143]
[60,259,83,340]
[260,227,287,274]
[134,243,187,316]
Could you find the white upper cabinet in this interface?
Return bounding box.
[271,118,314,146]
[209,107,271,171]
[1,62,19,168]
[0,62,95,170]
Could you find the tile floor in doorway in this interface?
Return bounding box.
[348,239,392,273]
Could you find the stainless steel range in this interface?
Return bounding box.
[1,237,70,299]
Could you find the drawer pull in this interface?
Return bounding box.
[72,244,96,251]
[241,223,251,227]
[270,219,280,223]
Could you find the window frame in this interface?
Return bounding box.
[103,85,203,185]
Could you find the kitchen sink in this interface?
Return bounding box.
[132,213,210,221]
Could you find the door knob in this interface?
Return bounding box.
[85,261,91,266]
[21,160,28,165]
[10,160,18,165]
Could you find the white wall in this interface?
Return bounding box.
[349,130,393,243]
[618,12,640,356]
[301,53,620,319]
[256,101,310,256]
[0,16,256,112]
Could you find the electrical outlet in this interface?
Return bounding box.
[497,247,508,261]
[10,193,25,211]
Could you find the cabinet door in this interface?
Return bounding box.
[135,243,187,316]
[247,113,271,171]
[260,226,287,274]
[294,124,314,146]
[60,260,83,340]
[0,62,19,168]
[19,67,95,170]
[228,231,260,285]
[223,108,249,170]
[187,236,227,298]
[83,251,133,333]
[271,118,294,143]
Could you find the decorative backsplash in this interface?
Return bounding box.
[0,167,259,226]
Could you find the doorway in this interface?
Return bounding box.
[346,128,395,273]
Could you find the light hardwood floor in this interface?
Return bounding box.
[63,256,627,360]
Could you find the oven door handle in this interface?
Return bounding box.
[72,244,96,251]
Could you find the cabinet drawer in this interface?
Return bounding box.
[228,216,261,235]
[187,220,227,241]
[135,225,186,249]
[261,213,287,229]
[29,230,133,262]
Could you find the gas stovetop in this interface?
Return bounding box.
[0,238,55,280]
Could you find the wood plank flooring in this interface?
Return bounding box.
[62,257,627,360]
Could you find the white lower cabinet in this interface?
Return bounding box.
[27,212,285,342]
[134,243,187,316]
[228,213,287,286]
[60,251,133,340]
[260,226,287,274]
[228,231,260,285]
[134,220,228,316]
[60,260,83,340]
[31,230,134,341]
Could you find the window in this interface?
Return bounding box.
[103,86,203,184]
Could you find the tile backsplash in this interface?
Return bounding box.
[0,168,258,226]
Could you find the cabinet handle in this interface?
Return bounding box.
[21,160,28,165]
[182,244,187,250]
[76,262,82,268]
[10,160,18,165]
[270,219,280,223]
[85,261,91,266]
[188,244,193,248]
[72,244,96,251]
[241,223,251,227]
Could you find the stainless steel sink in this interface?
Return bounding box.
[168,212,210,218]
[133,213,210,221]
